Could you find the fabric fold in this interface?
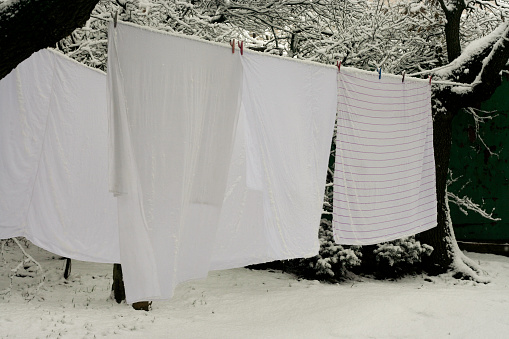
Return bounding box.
[107,22,243,303]
[0,49,119,263]
[210,51,337,269]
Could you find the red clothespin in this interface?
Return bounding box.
[429,75,433,85]
[230,39,235,54]
[402,71,406,83]
[237,41,244,55]
[336,60,341,72]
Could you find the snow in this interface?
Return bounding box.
[1,241,509,338]
[0,0,17,14]
[436,22,509,79]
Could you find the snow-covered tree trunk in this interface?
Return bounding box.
[419,0,509,278]
[419,102,456,274]
[0,0,100,79]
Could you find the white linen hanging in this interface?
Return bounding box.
[3,23,339,303]
[210,52,337,269]
[333,68,437,245]
[0,50,54,239]
[0,49,120,263]
[107,22,243,303]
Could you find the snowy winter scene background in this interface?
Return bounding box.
[2,0,509,338]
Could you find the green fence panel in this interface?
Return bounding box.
[449,77,509,242]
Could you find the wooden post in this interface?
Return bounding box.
[64,258,72,279]
[112,263,126,304]
[111,263,151,311]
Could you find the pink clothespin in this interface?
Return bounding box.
[230,39,235,54]
[337,61,341,72]
[402,71,406,83]
[237,40,244,55]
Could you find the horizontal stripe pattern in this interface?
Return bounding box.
[333,68,437,245]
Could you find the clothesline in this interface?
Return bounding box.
[89,15,471,88]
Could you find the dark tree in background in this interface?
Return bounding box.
[0,0,100,79]
[418,0,509,277]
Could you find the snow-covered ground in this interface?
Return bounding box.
[1,240,508,339]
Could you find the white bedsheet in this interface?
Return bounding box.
[333,68,437,245]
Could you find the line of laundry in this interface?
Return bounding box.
[0,21,436,303]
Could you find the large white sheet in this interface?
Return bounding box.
[108,22,244,303]
[0,49,120,263]
[210,52,337,269]
[108,23,337,302]
[333,68,437,245]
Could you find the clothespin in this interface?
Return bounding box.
[336,60,341,72]
[429,75,433,85]
[378,68,382,79]
[237,40,244,55]
[113,11,118,28]
[230,39,235,54]
[402,71,406,83]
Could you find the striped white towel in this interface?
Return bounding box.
[333,68,437,245]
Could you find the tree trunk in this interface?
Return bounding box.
[443,10,463,62]
[416,0,465,274]
[418,104,455,274]
[0,0,100,80]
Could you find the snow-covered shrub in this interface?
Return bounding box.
[288,225,433,281]
[370,237,433,278]
[287,219,362,281]
[248,218,362,281]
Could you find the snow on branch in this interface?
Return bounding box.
[446,171,501,221]
[464,107,500,157]
[435,21,508,79]
[433,19,509,111]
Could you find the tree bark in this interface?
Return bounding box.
[436,0,465,63]
[0,0,100,80]
[419,103,455,274]
[443,9,463,62]
[418,15,509,274]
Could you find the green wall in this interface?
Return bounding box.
[449,77,509,242]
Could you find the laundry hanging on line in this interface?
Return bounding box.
[0,22,437,304]
[210,36,337,270]
[0,43,335,304]
[333,67,437,245]
[108,21,245,303]
[107,21,337,303]
[0,49,120,263]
